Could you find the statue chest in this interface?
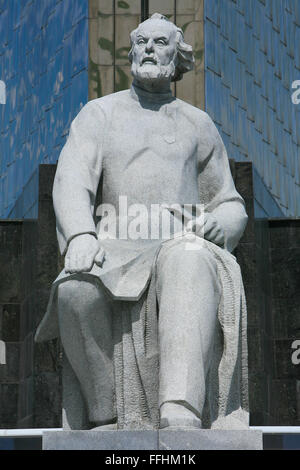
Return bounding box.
[101,105,200,205]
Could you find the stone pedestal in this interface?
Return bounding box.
[43,430,263,450]
[159,429,263,450]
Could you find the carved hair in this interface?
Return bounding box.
[128,13,194,82]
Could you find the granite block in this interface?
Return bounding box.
[159,429,263,450]
[240,279,259,327]
[269,379,298,425]
[0,304,20,342]
[274,339,300,379]
[34,339,62,374]
[272,297,300,338]
[247,327,264,373]
[1,383,19,426]
[1,342,20,382]
[248,373,269,421]
[234,162,254,201]
[0,222,23,303]
[33,372,62,428]
[20,295,35,341]
[38,164,56,201]
[271,247,300,298]
[269,219,300,249]
[43,429,263,450]
[235,242,257,287]
[43,430,158,450]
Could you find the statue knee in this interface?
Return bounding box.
[58,278,100,308]
[163,242,217,273]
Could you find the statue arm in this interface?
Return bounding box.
[53,101,106,255]
[198,114,248,253]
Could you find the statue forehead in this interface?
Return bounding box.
[136,19,177,40]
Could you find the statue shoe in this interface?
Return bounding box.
[159,402,202,429]
[91,422,117,430]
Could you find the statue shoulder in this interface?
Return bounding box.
[72,90,131,126]
[176,99,217,132]
[88,90,131,112]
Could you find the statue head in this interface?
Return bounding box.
[129,13,194,87]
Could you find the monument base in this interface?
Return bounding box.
[43,429,263,450]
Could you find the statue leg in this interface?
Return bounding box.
[156,241,221,428]
[57,277,116,426]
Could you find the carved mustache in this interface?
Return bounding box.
[140,56,158,65]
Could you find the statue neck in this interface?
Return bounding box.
[131,80,174,104]
[132,77,172,93]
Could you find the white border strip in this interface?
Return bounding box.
[0,427,300,437]
[0,428,62,437]
[251,426,300,434]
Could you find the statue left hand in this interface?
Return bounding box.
[186,213,225,247]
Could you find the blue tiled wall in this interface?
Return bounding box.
[204,0,300,217]
[0,0,89,218]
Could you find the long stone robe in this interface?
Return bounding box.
[35,84,249,429]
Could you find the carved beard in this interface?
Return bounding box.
[131,60,176,84]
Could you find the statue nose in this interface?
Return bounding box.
[145,39,154,52]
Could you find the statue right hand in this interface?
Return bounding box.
[65,234,105,273]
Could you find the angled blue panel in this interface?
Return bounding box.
[71,18,88,77]
[62,32,72,88]
[62,0,73,39]
[71,0,88,26]
[12,0,21,29]
[71,69,88,118]
[295,0,300,25]
[61,82,72,137]
[53,48,64,100]
[205,0,297,215]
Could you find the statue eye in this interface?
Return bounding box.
[156,39,167,45]
[137,38,146,45]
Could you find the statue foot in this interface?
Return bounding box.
[91,422,117,430]
[159,402,202,429]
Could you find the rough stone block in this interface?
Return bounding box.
[269,379,298,425]
[43,430,158,450]
[0,222,23,303]
[271,247,300,298]
[234,162,254,201]
[0,304,20,342]
[42,429,263,450]
[38,165,56,201]
[159,429,263,450]
[1,383,19,426]
[33,372,62,428]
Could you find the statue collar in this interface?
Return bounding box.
[130,83,175,104]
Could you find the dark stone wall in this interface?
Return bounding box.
[233,162,271,425]
[0,221,23,427]
[29,165,63,429]
[0,166,63,429]
[0,162,299,428]
[268,219,300,425]
[234,163,300,426]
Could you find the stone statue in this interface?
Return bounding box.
[35,14,249,431]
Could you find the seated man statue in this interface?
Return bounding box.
[35,13,249,431]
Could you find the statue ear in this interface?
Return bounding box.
[128,29,138,64]
[128,46,133,64]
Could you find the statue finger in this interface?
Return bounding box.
[75,254,94,272]
[214,231,225,246]
[205,226,219,242]
[69,253,83,273]
[186,219,197,232]
[95,248,106,267]
[204,221,214,237]
[65,256,70,273]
